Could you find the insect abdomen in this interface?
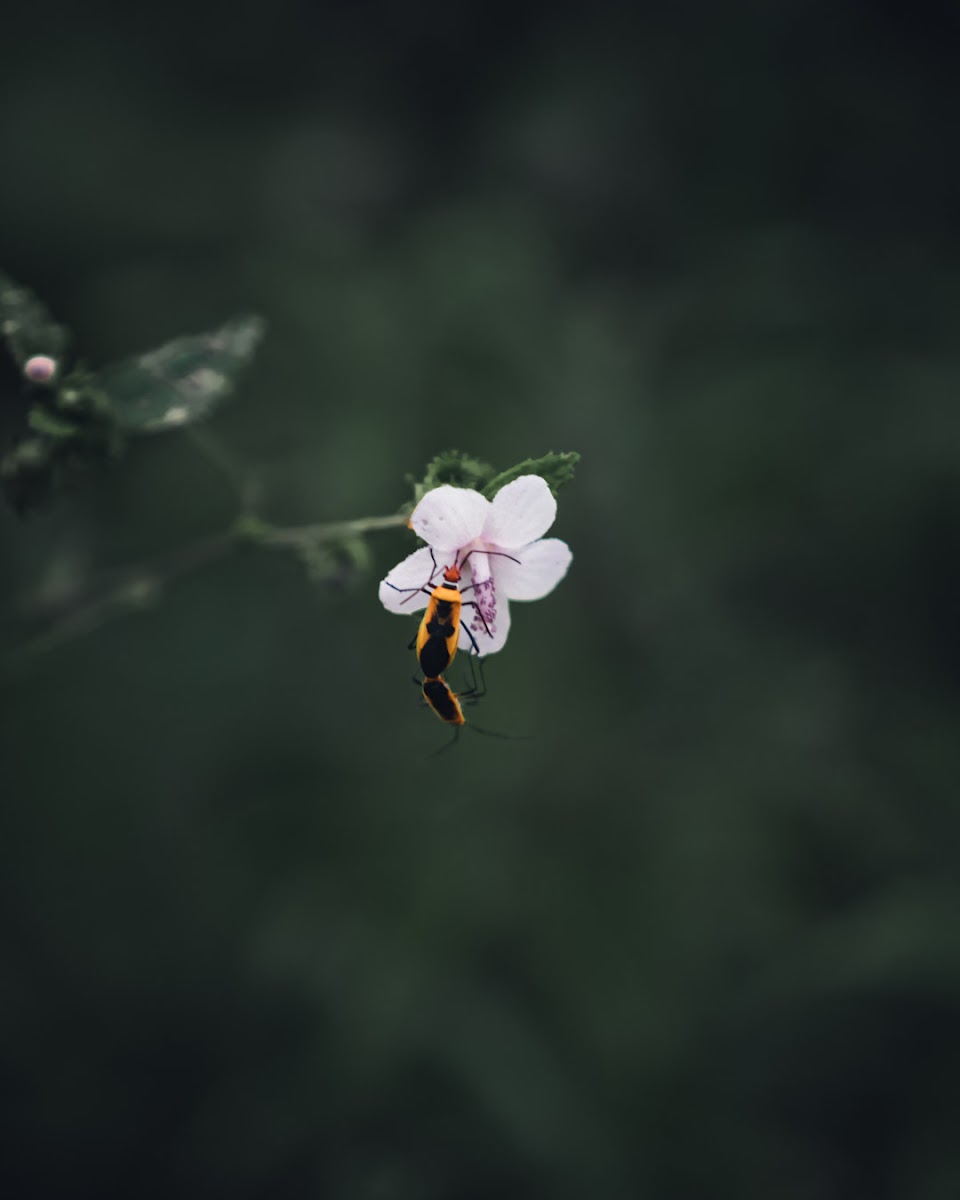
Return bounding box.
[422,678,465,725]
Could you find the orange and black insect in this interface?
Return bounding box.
[419,657,487,750]
[419,661,525,752]
[384,547,519,678]
[421,676,467,727]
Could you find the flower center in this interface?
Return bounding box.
[470,576,497,636]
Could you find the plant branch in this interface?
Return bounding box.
[256,512,409,547]
[3,511,411,672]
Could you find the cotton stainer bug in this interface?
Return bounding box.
[383,548,520,678]
[421,676,467,727]
[418,660,526,753]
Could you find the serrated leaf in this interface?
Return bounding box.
[0,270,70,367]
[95,314,266,434]
[409,449,497,505]
[481,451,580,499]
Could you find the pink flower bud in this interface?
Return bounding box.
[24,355,58,384]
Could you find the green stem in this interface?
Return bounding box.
[3,511,410,672]
[258,512,409,547]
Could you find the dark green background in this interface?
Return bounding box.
[2,3,959,1196]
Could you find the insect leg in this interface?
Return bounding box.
[430,727,462,756]
[459,548,522,569]
[383,581,435,609]
[458,654,487,702]
[458,617,485,658]
[469,725,533,741]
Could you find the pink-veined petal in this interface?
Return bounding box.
[483,475,557,549]
[493,538,573,601]
[411,485,489,553]
[457,593,511,656]
[378,546,437,614]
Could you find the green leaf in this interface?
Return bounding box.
[408,449,497,505]
[95,314,266,434]
[296,536,370,587]
[481,451,580,499]
[0,270,70,367]
[27,406,79,439]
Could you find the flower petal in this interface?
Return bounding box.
[483,475,557,549]
[378,546,437,613]
[492,538,572,601]
[458,593,511,656]
[410,486,490,553]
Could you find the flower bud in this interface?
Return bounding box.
[23,355,58,384]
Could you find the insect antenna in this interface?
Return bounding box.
[458,548,522,569]
[430,727,462,757]
[468,724,534,742]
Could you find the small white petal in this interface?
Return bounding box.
[493,538,572,601]
[483,475,557,549]
[458,594,511,656]
[378,546,438,614]
[411,486,490,552]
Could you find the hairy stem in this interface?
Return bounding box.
[4,511,410,671]
[258,512,409,547]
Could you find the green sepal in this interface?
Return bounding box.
[0,270,70,367]
[94,314,266,434]
[481,451,580,499]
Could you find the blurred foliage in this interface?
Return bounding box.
[0,270,70,367]
[99,315,266,435]
[2,1,960,1198]
[0,270,265,513]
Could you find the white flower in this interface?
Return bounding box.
[378,475,572,655]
